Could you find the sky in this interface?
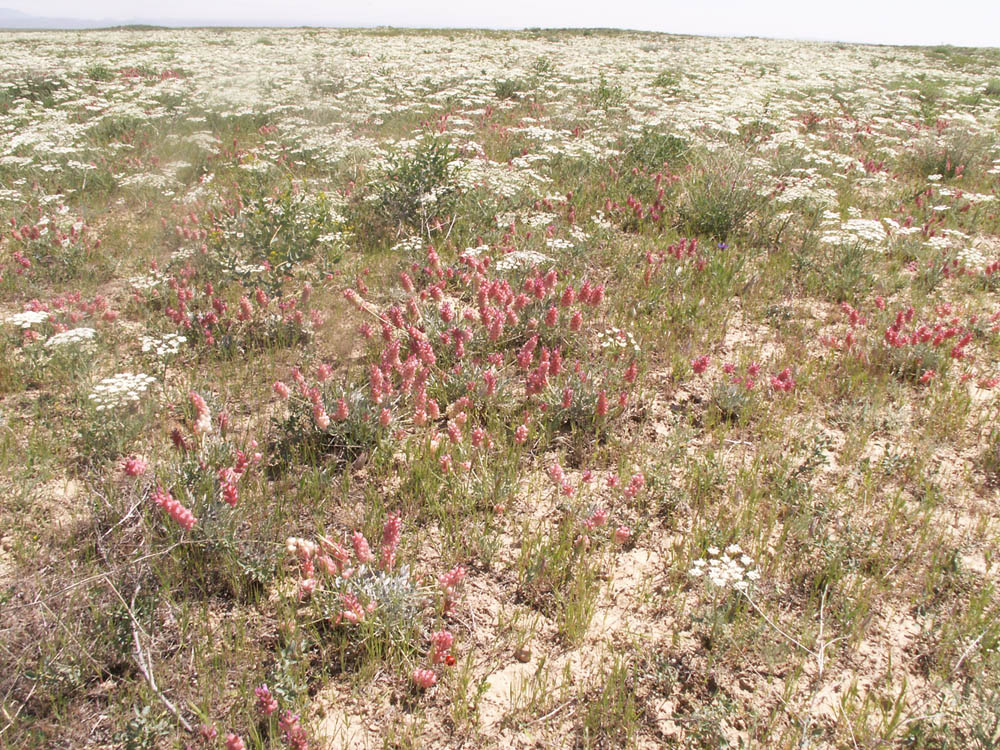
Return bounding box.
[5,0,1000,48]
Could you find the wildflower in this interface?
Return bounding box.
[88,373,157,412]
[614,525,631,545]
[352,531,374,564]
[224,733,246,750]
[624,361,638,384]
[560,285,575,307]
[514,424,529,443]
[380,513,402,570]
[255,684,279,716]
[412,668,437,689]
[431,629,455,664]
[140,333,185,358]
[6,311,49,328]
[692,355,710,374]
[45,327,97,348]
[190,391,212,435]
[338,592,369,624]
[199,724,218,742]
[689,545,758,591]
[548,462,565,486]
[596,390,608,417]
[623,472,645,500]
[334,397,349,420]
[122,455,147,477]
[279,711,309,750]
[151,486,196,530]
[770,368,796,392]
[584,508,609,530]
[313,402,330,430]
[274,380,291,398]
[439,565,466,595]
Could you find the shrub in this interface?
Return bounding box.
[675,148,767,242]
[493,78,524,100]
[374,138,457,231]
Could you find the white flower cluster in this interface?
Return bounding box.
[230,261,267,275]
[494,249,553,273]
[819,213,887,249]
[141,333,187,358]
[390,236,425,254]
[956,247,987,272]
[88,373,157,412]
[6,311,50,329]
[596,327,641,354]
[45,327,97,348]
[129,272,167,291]
[689,544,760,592]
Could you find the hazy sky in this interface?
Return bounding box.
[6,0,1000,48]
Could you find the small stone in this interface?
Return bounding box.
[514,646,531,663]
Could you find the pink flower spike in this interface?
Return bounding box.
[412,668,437,689]
[352,531,374,564]
[122,455,147,477]
[255,684,279,716]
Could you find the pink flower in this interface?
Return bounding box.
[596,390,608,417]
[514,424,529,443]
[623,472,645,500]
[189,390,212,435]
[431,629,455,664]
[770,368,796,392]
[313,403,330,430]
[352,531,374,564]
[255,684,279,716]
[412,668,437,689]
[339,592,369,624]
[334,397,349,421]
[122,455,147,477]
[279,711,309,750]
[224,733,245,750]
[548,463,565,486]
[614,525,632,545]
[380,513,402,570]
[199,724,218,742]
[584,508,609,530]
[562,387,573,409]
[439,565,466,595]
[691,355,710,374]
[273,380,291,398]
[151,486,196,530]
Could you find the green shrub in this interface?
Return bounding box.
[676,148,767,242]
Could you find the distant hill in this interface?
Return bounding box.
[0,7,111,28]
[0,7,328,29]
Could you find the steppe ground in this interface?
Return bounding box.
[2,26,1000,749]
